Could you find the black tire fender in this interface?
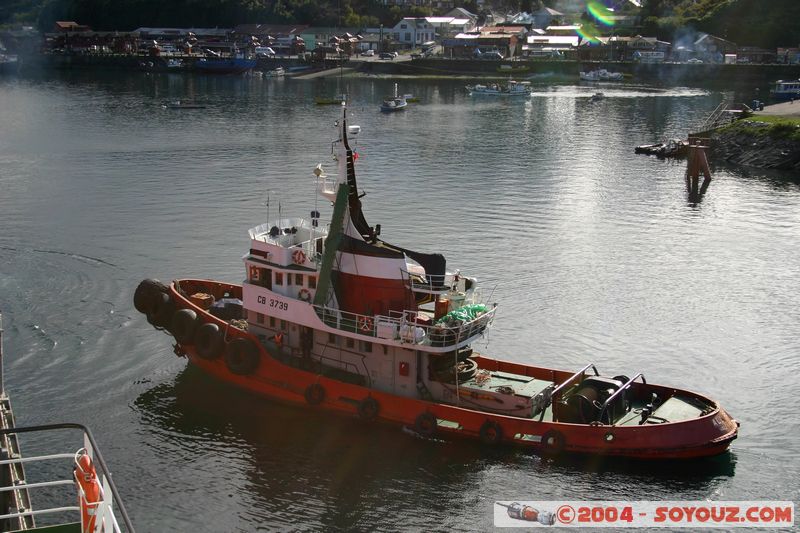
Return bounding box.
[225,337,260,375]
[304,383,326,406]
[171,308,198,344]
[479,420,503,445]
[134,278,167,314]
[147,291,174,328]
[541,429,566,455]
[414,412,437,438]
[195,322,223,360]
[357,397,379,422]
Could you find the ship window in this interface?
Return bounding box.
[346,337,354,349]
[383,345,388,355]
[280,320,287,330]
[295,273,303,286]
[257,313,264,324]
[308,276,317,289]
[362,341,372,353]
[275,272,283,285]
[328,333,336,343]
[270,316,276,327]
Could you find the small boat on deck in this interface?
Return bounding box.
[136,99,738,460]
[466,80,532,97]
[0,314,135,532]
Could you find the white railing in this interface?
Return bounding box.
[313,302,496,348]
[0,423,134,533]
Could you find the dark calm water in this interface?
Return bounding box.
[1,69,799,532]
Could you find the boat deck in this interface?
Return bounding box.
[463,370,552,399]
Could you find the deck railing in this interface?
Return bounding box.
[0,423,134,533]
[313,302,496,348]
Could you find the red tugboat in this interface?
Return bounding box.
[135,101,738,459]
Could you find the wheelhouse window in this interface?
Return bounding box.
[275,272,283,286]
[308,276,317,289]
[295,273,304,286]
[346,337,354,349]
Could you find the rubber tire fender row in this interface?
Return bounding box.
[146,291,174,328]
[304,383,326,406]
[170,308,198,344]
[357,397,380,422]
[414,412,437,438]
[195,322,223,360]
[225,337,260,375]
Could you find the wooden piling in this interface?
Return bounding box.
[685,138,712,202]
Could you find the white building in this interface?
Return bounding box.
[390,18,435,48]
[424,16,473,37]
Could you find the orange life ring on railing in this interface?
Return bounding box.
[292,249,306,264]
[358,316,374,332]
[74,449,102,532]
[298,288,312,302]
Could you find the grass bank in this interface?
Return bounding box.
[723,115,800,142]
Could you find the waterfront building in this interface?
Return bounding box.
[389,18,435,49]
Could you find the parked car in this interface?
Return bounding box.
[379,52,394,60]
[255,46,276,58]
[362,49,375,57]
[687,58,703,64]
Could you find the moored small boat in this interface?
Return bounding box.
[265,66,285,77]
[580,68,624,81]
[380,96,407,112]
[466,80,532,97]
[136,100,738,460]
[770,78,800,101]
[316,94,347,105]
[162,100,206,109]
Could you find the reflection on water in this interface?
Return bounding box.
[134,366,735,530]
[1,71,798,530]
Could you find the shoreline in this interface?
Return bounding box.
[710,103,800,170]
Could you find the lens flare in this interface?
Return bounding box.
[587,0,616,27]
[576,23,602,44]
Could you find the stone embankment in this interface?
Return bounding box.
[709,121,800,171]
